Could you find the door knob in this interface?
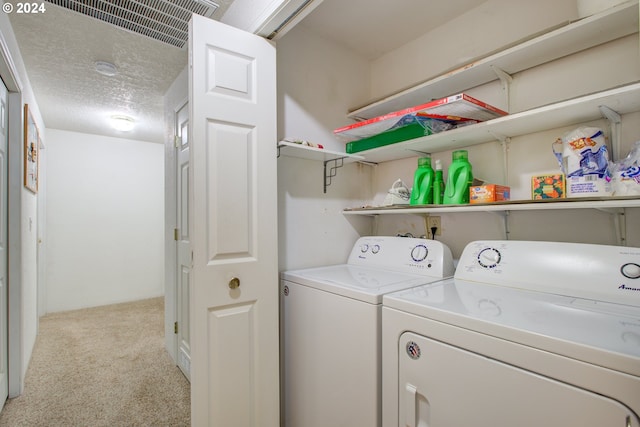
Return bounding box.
[228,277,240,289]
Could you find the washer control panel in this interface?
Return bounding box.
[348,236,454,278]
[456,240,640,308]
[359,243,381,255]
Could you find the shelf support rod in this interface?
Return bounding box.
[324,157,345,193]
[491,65,513,112]
[613,209,626,246]
[599,105,621,162]
[597,207,626,246]
[488,210,511,240]
[490,132,511,186]
[372,214,379,236]
[504,210,511,240]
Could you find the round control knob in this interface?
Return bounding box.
[411,244,428,262]
[477,248,501,269]
[360,244,369,253]
[371,244,380,254]
[621,263,640,279]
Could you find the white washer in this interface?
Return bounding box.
[382,240,640,427]
[280,236,455,427]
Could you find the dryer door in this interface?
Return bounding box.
[399,332,639,427]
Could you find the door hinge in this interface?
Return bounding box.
[174,228,179,241]
[174,135,181,148]
[174,321,178,334]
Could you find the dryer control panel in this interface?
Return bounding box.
[456,240,640,307]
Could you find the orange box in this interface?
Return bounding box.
[532,174,566,199]
[469,185,510,204]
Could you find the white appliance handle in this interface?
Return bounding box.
[405,383,417,427]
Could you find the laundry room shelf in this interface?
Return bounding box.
[346,0,639,121]
[277,140,364,163]
[277,141,367,193]
[349,82,640,163]
[343,197,640,215]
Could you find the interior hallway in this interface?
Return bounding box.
[0,297,190,426]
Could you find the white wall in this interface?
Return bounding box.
[279,0,640,262]
[45,129,164,313]
[370,0,579,100]
[372,6,640,256]
[277,22,374,271]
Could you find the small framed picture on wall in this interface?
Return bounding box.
[24,103,39,193]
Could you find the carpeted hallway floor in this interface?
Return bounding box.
[0,297,190,426]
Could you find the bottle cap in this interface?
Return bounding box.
[452,150,468,160]
[418,157,432,166]
[435,159,442,170]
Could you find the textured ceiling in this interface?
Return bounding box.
[8,1,233,143]
[8,0,488,144]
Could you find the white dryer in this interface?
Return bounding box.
[280,236,455,427]
[382,240,640,427]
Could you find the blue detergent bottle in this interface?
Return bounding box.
[443,150,473,204]
[410,157,435,205]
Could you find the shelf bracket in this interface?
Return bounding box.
[324,157,345,193]
[596,207,627,246]
[488,209,511,240]
[406,149,431,157]
[357,160,379,167]
[491,65,513,112]
[599,105,621,162]
[490,132,511,186]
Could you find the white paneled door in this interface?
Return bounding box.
[189,14,279,427]
[0,78,8,410]
[175,101,191,381]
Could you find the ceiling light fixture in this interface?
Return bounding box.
[95,61,118,76]
[110,115,135,132]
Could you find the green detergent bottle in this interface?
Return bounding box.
[443,150,473,204]
[433,159,444,204]
[410,157,434,205]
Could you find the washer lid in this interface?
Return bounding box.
[384,279,640,377]
[281,265,442,304]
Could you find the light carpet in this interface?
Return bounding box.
[0,297,190,426]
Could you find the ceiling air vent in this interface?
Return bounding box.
[45,0,219,48]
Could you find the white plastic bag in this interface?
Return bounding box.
[611,140,640,196]
[552,127,612,197]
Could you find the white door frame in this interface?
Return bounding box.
[164,68,188,364]
[164,93,191,379]
[174,101,191,380]
[0,60,9,412]
[0,29,26,398]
